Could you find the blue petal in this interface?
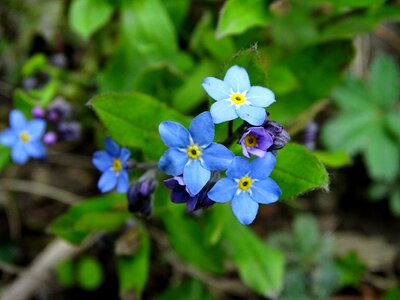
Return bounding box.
[250,152,276,179]
[11,142,29,165]
[251,178,281,204]
[202,143,234,171]
[159,121,190,148]
[104,137,120,157]
[183,159,210,195]
[210,101,237,124]
[10,110,27,130]
[189,112,214,147]
[93,150,113,172]
[119,147,131,165]
[223,65,251,92]
[207,178,237,203]
[202,77,231,101]
[247,86,275,107]
[236,105,266,126]
[226,156,250,179]
[158,148,187,176]
[27,119,46,140]
[116,171,129,193]
[25,141,46,158]
[186,196,199,212]
[0,129,17,146]
[98,170,117,193]
[232,192,259,225]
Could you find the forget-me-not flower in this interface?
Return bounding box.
[92,137,131,193]
[239,126,273,158]
[208,153,281,225]
[158,112,234,195]
[0,109,46,164]
[202,65,275,126]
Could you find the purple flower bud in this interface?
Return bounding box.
[47,97,72,121]
[57,121,81,141]
[239,127,273,158]
[127,178,157,217]
[43,131,58,145]
[32,106,46,119]
[22,72,50,90]
[49,53,67,68]
[302,121,318,150]
[263,120,290,151]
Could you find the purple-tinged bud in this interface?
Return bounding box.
[57,121,81,141]
[302,121,318,150]
[32,106,46,118]
[127,178,157,217]
[49,53,67,68]
[43,131,58,145]
[239,127,273,158]
[22,77,38,90]
[47,97,72,121]
[264,120,290,152]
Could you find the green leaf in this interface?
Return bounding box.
[77,256,104,290]
[22,54,47,76]
[117,227,150,297]
[313,150,351,168]
[222,209,284,297]
[216,0,272,38]
[333,0,385,7]
[68,0,114,39]
[89,92,190,160]
[336,251,365,287]
[154,279,215,300]
[270,143,329,200]
[386,110,400,141]
[293,214,320,254]
[369,55,400,107]
[389,189,400,217]
[56,260,75,288]
[0,145,11,171]
[49,193,128,244]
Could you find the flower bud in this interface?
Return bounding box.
[47,97,72,122]
[32,106,46,119]
[57,121,81,141]
[127,178,157,217]
[43,131,58,145]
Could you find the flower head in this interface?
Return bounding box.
[0,109,46,164]
[202,65,275,125]
[92,137,131,193]
[263,120,290,152]
[127,177,157,217]
[158,112,234,195]
[208,153,281,225]
[239,126,273,158]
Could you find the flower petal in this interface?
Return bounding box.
[189,112,214,147]
[202,77,231,101]
[202,143,234,170]
[232,192,259,225]
[104,137,120,157]
[171,186,191,204]
[93,150,113,172]
[0,129,17,146]
[27,119,46,140]
[223,65,251,92]
[247,86,275,107]
[10,110,27,130]
[116,171,129,193]
[226,156,250,179]
[183,159,210,195]
[158,148,187,176]
[119,147,131,166]
[186,196,199,212]
[236,105,266,126]
[250,152,276,179]
[251,178,281,204]
[98,170,117,193]
[25,141,46,158]
[210,101,238,124]
[159,121,190,148]
[207,178,237,203]
[11,142,29,165]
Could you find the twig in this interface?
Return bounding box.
[375,23,400,52]
[0,178,83,205]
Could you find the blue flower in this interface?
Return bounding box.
[0,109,46,164]
[158,112,234,195]
[92,137,131,193]
[208,153,281,225]
[202,65,275,126]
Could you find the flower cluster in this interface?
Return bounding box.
[159,65,290,224]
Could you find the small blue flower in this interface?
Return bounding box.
[202,65,275,126]
[92,137,131,193]
[158,112,234,195]
[0,109,46,164]
[208,153,281,225]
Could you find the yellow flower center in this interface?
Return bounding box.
[187,144,201,160]
[230,93,246,105]
[113,158,122,173]
[20,131,30,143]
[238,176,253,191]
[244,134,257,148]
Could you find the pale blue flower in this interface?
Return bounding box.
[202,65,275,125]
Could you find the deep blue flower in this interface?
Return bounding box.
[0,109,46,164]
[202,65,275,125]
[92,137,131,193]
[158,112,234,195]
[208,153,281,225]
